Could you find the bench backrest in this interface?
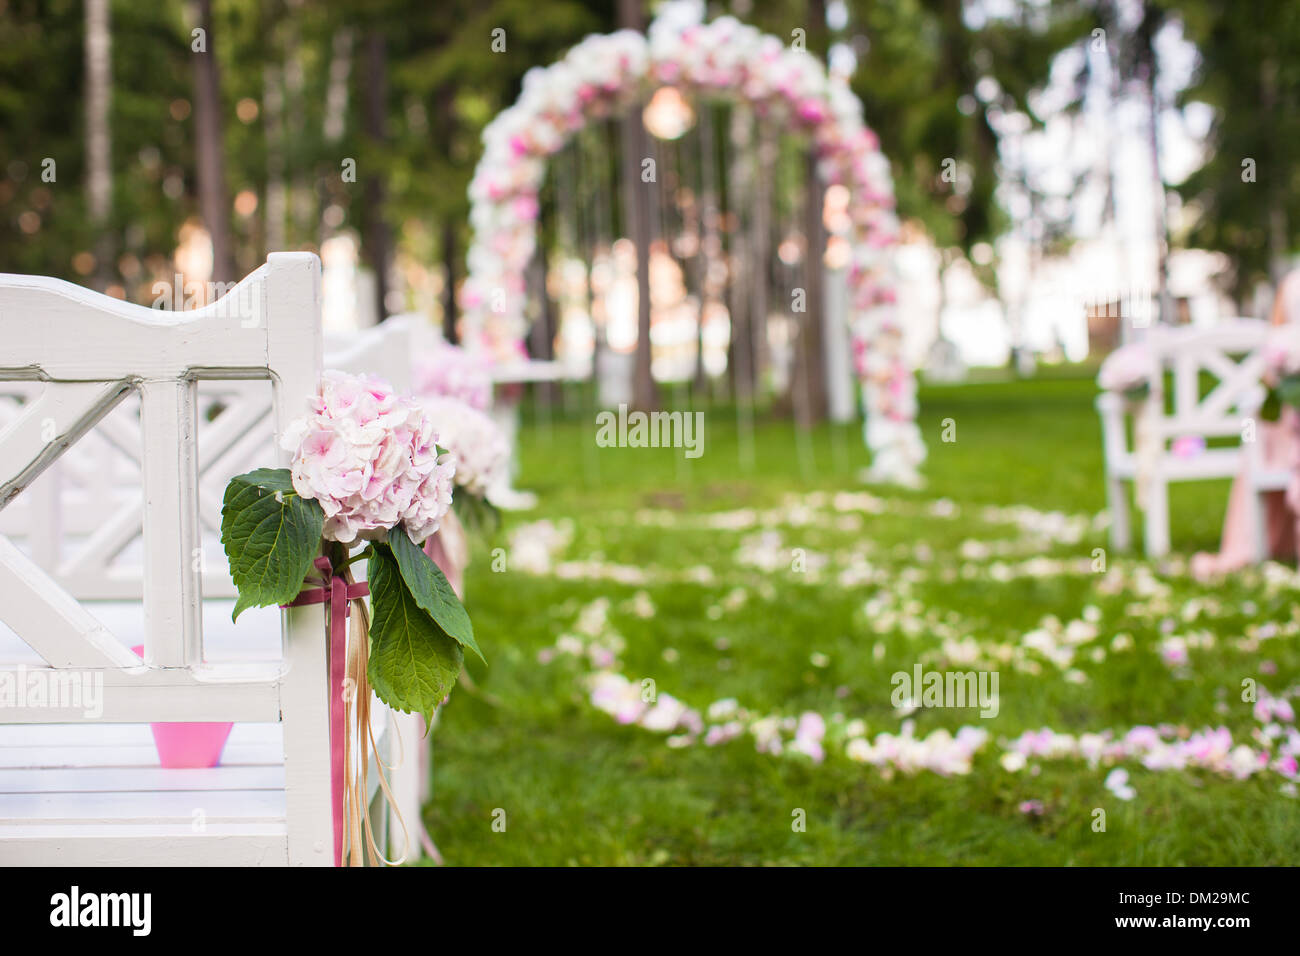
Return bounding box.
[1146,319,1271,439]
[0,252,333,864]
[0,317,412,600]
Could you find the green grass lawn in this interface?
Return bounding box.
[423,369,1300,865]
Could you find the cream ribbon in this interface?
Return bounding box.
[1134,394,1158,511]
[339,567,413,867]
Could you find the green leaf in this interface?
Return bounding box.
[452,492,501,540]
[367,546,464,719]
[1278,375,1300,412]
[386,526,483,664]
[220,468,324,621]
[1260,385,1283,422]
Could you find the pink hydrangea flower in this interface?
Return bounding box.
[418,395,511,500]
[1263,325,1300,382]
[280,371,455,545]
[1098,342,1155,394]
[412,341,494,412]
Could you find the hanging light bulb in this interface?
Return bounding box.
[643,87,696,141]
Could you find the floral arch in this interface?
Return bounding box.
[461,4,924,484]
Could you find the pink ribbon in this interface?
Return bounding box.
[284,555,369,867]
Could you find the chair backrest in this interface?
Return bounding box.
[0,315,413,600]
[325,316,413,392]
[0,253,333,863]
[0,250,320,698]
[1145,319,1272,438]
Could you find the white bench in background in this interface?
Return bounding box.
[1097,319,1288,557]
[0,254,413,865]
[486,358,587,510]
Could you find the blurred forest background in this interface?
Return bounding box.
[1,0,1297,395]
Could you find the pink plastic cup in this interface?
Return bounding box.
[131,645,234,768]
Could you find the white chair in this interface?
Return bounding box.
[1240,386,1295,562]
[1097,319,1278,557]
[0,254,334,865]
[0,318,416,602]
[486,357,587,511]
[1,308,427,863]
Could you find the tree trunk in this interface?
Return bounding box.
[283,21,311,243]
[437,83,459,341]
[750,123,774,397]
[321,27,353,251]
[84,0,112,292]
[442,220,458,342]
[1259,58,1289,285]
[618,0,658,411]
[362,30,391,322]
[692,104,714,392]
[726,106,757,401]
[264,61,286,254]
[791,0,830,424]
[795,150,829,424]
[193,0,234,285]
[1135,3,1171,325]
[530,239,557,404]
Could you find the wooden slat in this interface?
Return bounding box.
[0,788,285,822]
[0,721,280,748]
[0,380,130,508]
[0,667,284,723]
[0,255,337,867]
[0,535,138,669]
[0,268,272,380]
[0,742,283,769]
[323,317,413,390]
[0,764,284,793]
[266,253,333,867]
[58,497,151,579]
[0,597,285,665]
[0,824,288,866]
[139,379,202,669]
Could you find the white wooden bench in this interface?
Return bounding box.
[0,318,416,601]
[486,358,587,510]
[1097,319,1288,557]
[0,254,415,865]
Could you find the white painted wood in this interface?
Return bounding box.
[388,708,424,858]
[16,320,415,603]
[325,316,413,390]
[264,252,333,868]
[139,379,202,668]
[0,535,134,670]
[0,788,285,822]
[482,357,585,512]
[1096,319,1282,557]
[1239,385,1293,562]
[1144,469,1171,558]
[489,357,585,384]
[0,268,272,381]
[0,380,130,509]
[0,670,283,724]
[0,765,284,792]
[0,259,421,865]
[0,825,290,866]
[0,722,283,768]
[0,254,330,866]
